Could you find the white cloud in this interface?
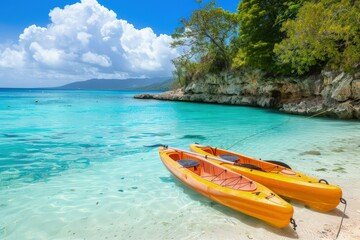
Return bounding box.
[19,25,47,43]
[81,51,112,67]
[77,32,92,46]
[0,0,179,87]
[29,42,68,67]
[0,48,25,68]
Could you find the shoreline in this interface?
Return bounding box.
[135,69,360,120]
[134,89,359,120]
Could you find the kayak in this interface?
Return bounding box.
[190,143,342,212]
[159,146,295,228]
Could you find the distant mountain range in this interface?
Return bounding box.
[55,77,173,90]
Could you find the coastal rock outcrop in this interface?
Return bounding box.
[134,68,360,120]
[330,73,352,102]
[352,80,360,100]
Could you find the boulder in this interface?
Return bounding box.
[185,82,207,94]
[220,84,242,95]
[322,70,338,84]
[280,103,298,114]
[242,96,257,105]
[301,75,323,97]
[354,71,360,79]
[306,104,324,115]
[351,80,360,100]
[331,74,353,102]
[133,93,154,99]
[331,102,354,119]
[257,97,272,107]
[320,84,330,97]
[353,105,360,119]
[331,72,346,84]
[219,96,233,104]
[241,82,258,95]
[312,79,324,96]
[280,83,302,99]
[294,101,307,114]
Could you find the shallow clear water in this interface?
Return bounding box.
[1,89,359,239]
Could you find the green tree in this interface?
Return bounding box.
[171,1,240,78]
[234,0,304,73]
[171,54,198,87]
[274,0,360,74]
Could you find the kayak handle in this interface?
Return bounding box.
[318,179,329,185]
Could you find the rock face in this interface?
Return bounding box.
[135,68,360,120]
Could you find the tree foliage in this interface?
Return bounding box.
[171,54,198,88]
[234,0,304,73]
[171,1,240,85]
[274,0,360,74]
[171,0,359,87]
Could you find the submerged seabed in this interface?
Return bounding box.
[0,89,359,240]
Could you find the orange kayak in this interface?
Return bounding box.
[159,146,295,228]
[190,143,342,212]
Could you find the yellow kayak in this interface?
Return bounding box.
[190,143,342,212]
[159,146,295,228]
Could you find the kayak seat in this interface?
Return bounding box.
[238,163,264,171]
[177,159,200,168]
[219,154,240,162]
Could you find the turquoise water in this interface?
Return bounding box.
[1,89,359,239]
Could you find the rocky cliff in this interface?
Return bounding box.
[135,69,360,120]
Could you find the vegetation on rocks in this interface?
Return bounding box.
[234,0,305,73]
[171,0,360,86]
[274,0,360,74]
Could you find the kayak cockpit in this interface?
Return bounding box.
[159,146,295,228]
[193,145,296,175]
[166,151,257,191]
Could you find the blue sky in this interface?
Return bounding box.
[0,0,239,87]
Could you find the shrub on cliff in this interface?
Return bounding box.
[233,0,304,73]
[274,0,360,74]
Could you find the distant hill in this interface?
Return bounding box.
[132,79,173,91]
[56,77,173,90]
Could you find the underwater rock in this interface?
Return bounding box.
[180,134,206,140]
[301,150,321,156]
[332,167,346,173]
[332,148,345,153]
[3,134,19,138]
[316,168,328,172]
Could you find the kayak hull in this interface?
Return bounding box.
[190,144,342,212]
[159,147,294,228]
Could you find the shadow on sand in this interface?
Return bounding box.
[160,175,299,239]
